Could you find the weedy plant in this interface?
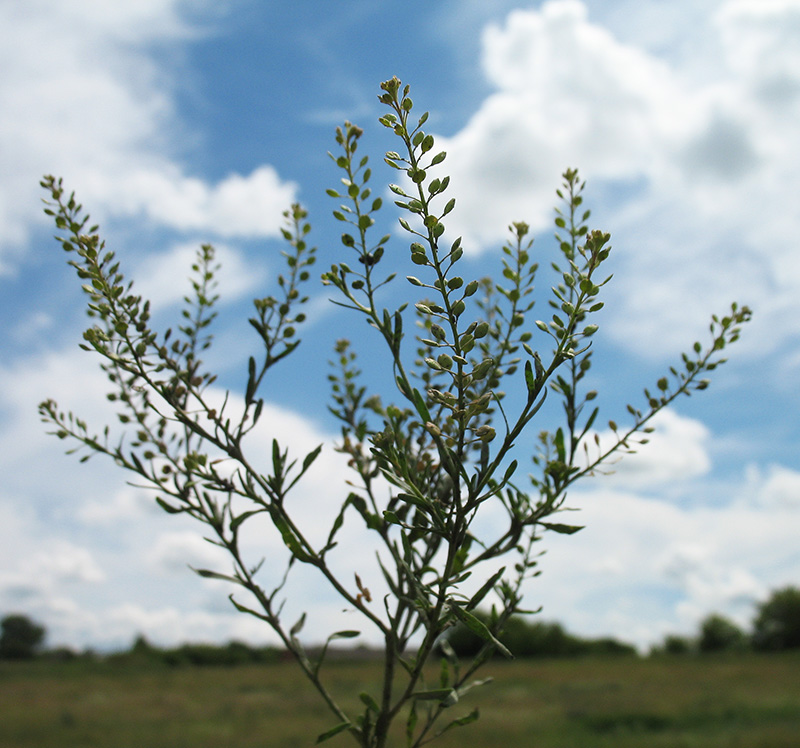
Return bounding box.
[39,77,750,747]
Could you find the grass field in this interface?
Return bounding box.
[1,652,799,747]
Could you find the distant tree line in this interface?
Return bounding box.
[445,615,637,659]
[651,585,800,656]
[3,586,799,663]
[122,635,284,667]
[446,585,800,659]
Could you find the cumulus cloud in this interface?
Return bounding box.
[78,486,159,525]
[431,0,800,360]
[100,165,297,238]
[0,340,372,648]
[434,0,695,248]
[0,539,105,606]
[743,463,800,509]
[0,0,296,271]
[591,409,712,490]
[74,603,257,650]
[133,241,267,311]
[535,474,799,649]
[519,408,799,648]
[149,530,229,574]
[2,0,797,655]
[2,341,796,652]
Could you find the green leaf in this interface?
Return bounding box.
[227,595,270,623]
[360,692,381,713]
[245,356,257,403]
[502,460,517,484]
[406,703,418,746]
[191,568,242,585]
[450,605,513,658]
[329,630,360,640]
[155,496,184,514]
[412,688,456,702]
[290,612,306,637]
[538,522,584,535]
[583,406,600,434]
[230,508,267,532]
[272,438,282,476]
[302,444,323,474]
[412,388,432,423]
[554,427,566,462]
[467,567,505,611]
[439,708,479,734]
[269,506,313,562]
[316,722,352,744]
[524,359,535,392]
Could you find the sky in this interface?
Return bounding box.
[0,0,798,654]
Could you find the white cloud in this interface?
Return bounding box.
[743,463,800,509]
[0,1,296,272]
[90,603,250,650]
[133,241,268,311]
[429,0,800,361]
[103,165,297,237]
[149,530,229,574]
[434,0,694,249]
[590,409,712,490]
[716,0,800,89]
[0,539,105,606]
[535,472,799,649]
[2,0,797,657]
[0,341,375,648]
[31,542,106,585]
[2,340,797,652]
[78,487,157,525]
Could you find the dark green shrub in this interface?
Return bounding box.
[698,614,746,653]
[752,586,800,651]
[0,614,45,660]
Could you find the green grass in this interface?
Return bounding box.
[1,652,799,747]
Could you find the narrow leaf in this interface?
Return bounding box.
[290,612,306,637]
[269,506,313,562]
[524,359,535,393]
[190,568,241,585]
[155,496,184,514]
[360,692,380,713]
[301,444,323,474]
[411,388,431,423]
[316,722,352,744]
[554,427,566,462]
[502,460,518,484]
[439,708,479,734]
[538,522,584,535]
[412,688,455,702]
[272,438,282,475]
[450,605,513,658]
[230,508,266,532]
[467,567,506,611]
[245,356,257,403]
[329,630,360,640]
[227,594,270,623]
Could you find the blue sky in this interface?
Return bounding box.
[1,0,798,653]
